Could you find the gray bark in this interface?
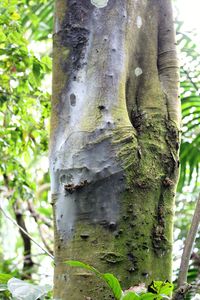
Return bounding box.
[50,1,181,299]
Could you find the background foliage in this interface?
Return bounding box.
[0,0,200,299]
[0,0,53,285]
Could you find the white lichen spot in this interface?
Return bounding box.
[91,0,109,8]
[135,67,143,77]
[136,16,142,28]
[54,17,60,34]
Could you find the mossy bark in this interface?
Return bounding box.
[50,0,181,299]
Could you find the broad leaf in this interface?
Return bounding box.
[66,261,122,299]
[140,292,157,300]
[0,283,8,291]
[148,281,173,296]
[159,281,173,296]
[122,291,140,300]
[0,273,13,284]
[7,278,51,300]
[65,260,101,276]
[102,273,122,300]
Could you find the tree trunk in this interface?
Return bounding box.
[50,0,181,299]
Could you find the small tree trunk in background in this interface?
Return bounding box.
[50,0,181,299]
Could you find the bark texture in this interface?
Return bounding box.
[50,0,181,299]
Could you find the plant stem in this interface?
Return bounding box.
[0,203,54,260]
[173,193,200,300]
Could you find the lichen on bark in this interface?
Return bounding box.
[50,0,181,299]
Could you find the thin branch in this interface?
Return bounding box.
[173,193,200,300]
[173,284,192,300]
[27,200,53,255]
[28,201,53,255]
[37,224,54,256]
[177,193,200,286]
[13,203,34,278]
[37,183,51,198]
[28,199,52,228]
[0,204,54,260]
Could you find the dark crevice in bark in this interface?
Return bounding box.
[55,1,93,77]
[165,121,180,177]
[125,77,144,159]
[58,26,89,71]
[152,187,169,257]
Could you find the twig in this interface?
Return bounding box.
[13,203,34,278]
[0,204,54,260]
[37,183,51,198]
[177,194,200,286]
[27,200,53,255]
[27,200,52,228]
[173,193,200,300]
[173,284,192,300]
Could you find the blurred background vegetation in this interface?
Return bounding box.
[0,0,200,298]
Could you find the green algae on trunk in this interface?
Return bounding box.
[50,0,181,299]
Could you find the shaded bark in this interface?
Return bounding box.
[50,0,181,299]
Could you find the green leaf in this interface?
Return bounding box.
[0,31,6,41]
[32,59,42,81]
[65,261,122,299]
[140,292,157,300]
[11,12,20,21]
[0,274,13,284]
[159,281,173,296]
[7,278,52,300]
[65,261,101,277]
[37,206,51,217]
[0,283,8,291]
[148,281,159,294]
[102,273,122,300]
[148,281,173,297]
[41,55,52,71]
[122,291,140,300]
